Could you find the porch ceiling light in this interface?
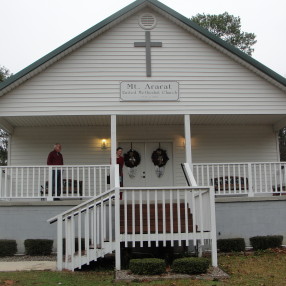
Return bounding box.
[101,139,107,150]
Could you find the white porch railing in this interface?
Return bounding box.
[0,165,111,200]
[193,162,286,196]
[48,184,218,271]
[48,188,117,271]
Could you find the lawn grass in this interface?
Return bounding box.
[0,251,286,286]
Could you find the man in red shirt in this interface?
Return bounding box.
[47,143,64,198]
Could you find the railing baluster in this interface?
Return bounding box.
[232,164,236,194]
[81,166,86,197]
[201,165,204,186]
[206,165,210,187]
[283,163,286,194]
[199,192,204,247]
[60,167,63,198]
[78,209,82,269]
[177,189,181,246]
[155,189,158,247]
[264,164,267,193]
[108,193,112,252]
[100,197,104,250]
[57,215,63,271]
[71,167,74,195]
[259,164,262,193]
[132,190,135,247]
[191,190,196,247]
[162,189,166,247]
[216,165,220,195]
[124,190,128,247]
[85,207,90,264]
[77,167,80,197]
[71,214,75,270]
[139,190,143,247]
[184,190,189,246]
[20,168,23,198]
[93,201,97,249]
[94,167,96,196]
[170,190,174,247]
[10,168,13,198]
[65,217,70,269]
[147,190,151,247]
[249,163,254,197]
[279,163,283,194]
[99,167,102,195]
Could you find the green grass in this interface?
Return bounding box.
[0,251,286,286]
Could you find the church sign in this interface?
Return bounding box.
[120,81,179,101]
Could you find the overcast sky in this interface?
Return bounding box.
[1,0,285,77]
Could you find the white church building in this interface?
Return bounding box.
[1,0,286,271]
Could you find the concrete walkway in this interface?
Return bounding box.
[0,261,57,272]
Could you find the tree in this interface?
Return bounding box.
[0,66,11,165]
[0,129,8,166]
[0,66,11,82]
[191,12,257,56]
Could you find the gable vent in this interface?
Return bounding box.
[139,13,157,30]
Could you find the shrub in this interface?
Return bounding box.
[0,240,17,257]
[129,258,166,275]
[24,239,53,255]
[250,235,283,250]
[217,238,245,252]
[172,257,210,275]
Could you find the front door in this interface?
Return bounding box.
[119,142,173,187]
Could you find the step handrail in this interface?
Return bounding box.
[47,188,116,224]
[181,163,198,187]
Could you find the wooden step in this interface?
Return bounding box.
[120,203,194,234]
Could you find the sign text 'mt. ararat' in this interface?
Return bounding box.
[120,81,179,101]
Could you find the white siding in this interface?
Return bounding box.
[0,8,286,116]
[192,125,278,163]
[10,124,278,186]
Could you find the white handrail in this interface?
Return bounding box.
[182,163,198,186]
[48,188,116,224]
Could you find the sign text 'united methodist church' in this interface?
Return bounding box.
[120,81,179,101]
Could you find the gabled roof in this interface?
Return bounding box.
[1,0,286,96]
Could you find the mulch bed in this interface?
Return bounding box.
[115,267,229,282]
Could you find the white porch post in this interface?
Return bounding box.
[209,186,218,267]
[111,115,121,270]
[110,115,117,189]
[184,115,192,165]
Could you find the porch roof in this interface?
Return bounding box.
[1,114,286,134]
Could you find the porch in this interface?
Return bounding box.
[1,114,286,271]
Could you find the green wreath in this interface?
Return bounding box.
[151,148,169,167]
[124,149,141,168]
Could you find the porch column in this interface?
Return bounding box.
[184,115,192,165]
[110,115,117,188]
